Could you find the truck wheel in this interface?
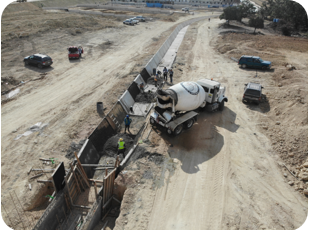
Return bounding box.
[174,124,183,136]
[262,66,266,70]
[150,117,155,125]
[167,129,173,135]
[219,101,225,111]
[38,63,43,69]
[241,64,247,69]
[184,118,194,129]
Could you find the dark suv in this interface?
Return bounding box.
[243,82,263,104]
[238,55,271,70]
[24,54,53,69]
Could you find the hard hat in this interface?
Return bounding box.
[126,115,129,117]
[119,138,123,141]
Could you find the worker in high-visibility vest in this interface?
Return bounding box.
[117,138,126,156]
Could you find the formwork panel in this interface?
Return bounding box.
[127,82,140,101]
[140,68,151,82]
[107,101,127,128]
[77,139,101,178]
[88,118,117,153]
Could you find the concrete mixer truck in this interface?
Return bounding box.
[149,78,228,135]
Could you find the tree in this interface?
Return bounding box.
[261,0,307,30]
[220,6,242,23]
[220,0,256,23]
[239,0,256,18]
[249,17,264,33]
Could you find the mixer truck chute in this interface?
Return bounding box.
[150,79,228,135]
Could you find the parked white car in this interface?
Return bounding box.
[123,19,134,26]
[133,16,146,22]
[182,8,189,11]
[129,18,139,25]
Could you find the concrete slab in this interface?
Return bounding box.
[129,102,153,117]
[157,25,189,72]
[144,84,158,93]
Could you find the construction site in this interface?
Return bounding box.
[1,0,308,229]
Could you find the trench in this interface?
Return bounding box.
[31,16,208,230]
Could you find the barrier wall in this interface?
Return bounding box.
[144,16,207,76]
[127,81,141,100]
[119,90,135,113]
[88,118,117,153]
[140,68,151,82]
[77,139,101,178]
[107,101,127,128]
[134,74,146,88]
[33,191,68,230]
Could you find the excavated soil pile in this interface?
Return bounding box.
[103,133,134,157]
[135,92,156,103]
[65,139,86,159]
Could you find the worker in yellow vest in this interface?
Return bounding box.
[117,138,126,156]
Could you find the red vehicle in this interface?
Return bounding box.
[68,46,83,59]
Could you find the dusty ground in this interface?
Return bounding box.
[0,2,198,228]
[112,16,308,230]
[1,1,308,230]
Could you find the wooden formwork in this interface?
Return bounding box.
[102,168,117,218]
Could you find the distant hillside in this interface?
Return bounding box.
[3,0,110,11]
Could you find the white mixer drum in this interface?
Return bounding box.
[169,82,206,111]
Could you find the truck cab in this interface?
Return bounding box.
[196,79,228,111]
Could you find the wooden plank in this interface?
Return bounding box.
[71,188,78,202]
[81,164,114,168]
[64,193,70,210]
[76,171,86,191]
[102,196,113,209]
[114,155,119,168]
[94,182,98,198]
[27,166,33,175]
[70,163,81,195]
[113,197,121,204]
[67,172,74,185]
[30,173,43,179]
[31,169,55,172]
[37,180,52,183]
[72,205,91,209]
[75,163,90,188]
[39,158,53,161]
[74,152,90,187]
[101,207,112,221]
[94,167,114,170]
[104,168,117,180]
[64,176,73,205]
[89,179,104,183]
[69,182,77,197]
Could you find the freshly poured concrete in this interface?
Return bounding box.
[157,25,189,72]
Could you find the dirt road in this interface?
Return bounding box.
[146,18,307,230]
[0,5,198,214]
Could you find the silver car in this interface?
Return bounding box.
[123,19,134,26]
[133,16,146,22]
